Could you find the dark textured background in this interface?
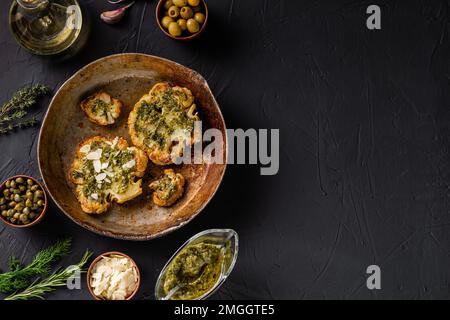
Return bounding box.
[1,0,450,300]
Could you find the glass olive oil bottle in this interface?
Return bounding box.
[9,0,89,58]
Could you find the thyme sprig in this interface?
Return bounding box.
[5,250,92,300]
[0,84,49,134]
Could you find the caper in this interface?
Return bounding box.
[173,0,187,7]
[31,185,39,192]
[19,185,26,192]
[37,200,44,207]
[186,18,200,33]
[0,197,5,205]
[194,12,205,24]
[3,189,10,197]
[164,0,173,9]
[9,201,16,208]
[180,6,193,19]
[13,212,20,219]
[7,209,14,217]
[15,177,24,184]
[19,213,27,221]
[23,207,31,215]
[177,18,187,31]
[188,0,200,6]
[29,212,36,220]
[5,181,11,188]
[168,5,180,18]
[35,190,44,199]
[25,199,32,207]
[10,218,16,224]
[1,210,7,217]
[0,205,6,211]
[10,181,16,188]
[27,179,33,186]
[13,189,20,195]
[14,203,24,211]
[161,16,174,29]
[168,21,182,36]
[14,194,21,202]
[31,205,38,211]
[26,191,33,200]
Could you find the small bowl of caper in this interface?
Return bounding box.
[156,0,208,41]
[0,175,47,228]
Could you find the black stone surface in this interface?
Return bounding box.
[1,0,450,300]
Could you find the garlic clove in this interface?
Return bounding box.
[100,1,135,25]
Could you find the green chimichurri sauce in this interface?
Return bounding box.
[162,242,226,300]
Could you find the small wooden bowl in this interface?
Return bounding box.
[87,251,141,300]
[0,175,47,228]
[156,0,208,41]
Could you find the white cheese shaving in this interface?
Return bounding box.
[86,149,102,160]
[122,159,136,170]
[96,173,107,182]
[90,255,138,300]
[93,160,102,173]
[79,144,91,154]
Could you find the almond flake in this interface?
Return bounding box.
[86,149,102,160]
[91,193,98,200]
[79,144,91,154]
[93,160,102,173]
[122,159,135,170]
[96,173,107,182]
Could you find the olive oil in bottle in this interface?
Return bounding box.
[9,0,89,58]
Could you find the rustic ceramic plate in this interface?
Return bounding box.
[38,53,227,240]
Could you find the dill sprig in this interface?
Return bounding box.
[0,84,49,134]
[0,238,71,293]
[5,250,92,301]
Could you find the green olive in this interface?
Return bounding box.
[186,18,200,33]
[161,16,173,29]
[164,0,173,10]
[14,194,21,203]
[180,6,193,19]
[15,177,24,184]
[168,21,182,36]
[37,200,44,207]
[188,0,200,6]
[177,18,187,31]
[168,5,180,18]
[27,179,33,186]
[5,181,11,188]
[194,12,205,24]
[172,0,187,7]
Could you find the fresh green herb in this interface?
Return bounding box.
[0,238,71,293]
[0,84,49,134]
[5,250,92,300]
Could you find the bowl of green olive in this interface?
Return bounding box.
[0,175,47,228]
[156,0,208,41]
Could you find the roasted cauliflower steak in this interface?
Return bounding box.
[69,136,148,214]
[80,92,123,126]
[149,169,185,207]
[128,82,200,165]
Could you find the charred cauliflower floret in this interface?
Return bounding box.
[149,169,185,207]
[81,92,123,126]
[128,82,200,165]
[69,136,148,214]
